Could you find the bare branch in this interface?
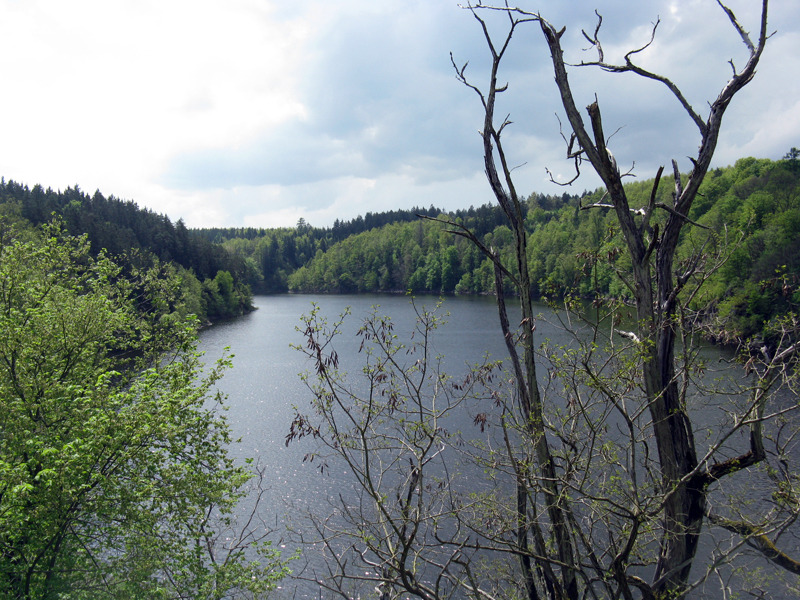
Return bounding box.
[580,202,614,210]
[450,52,487,109]
[546,165,581,187]
[622,18,661,66]
[544,113,585,185]
[572,12,707,134]
[671,159,684,205]
[707,513,800,575]
[716,0,755,53]
[653,202,711,230]
[640,165,664,235]
[580,10,605,61]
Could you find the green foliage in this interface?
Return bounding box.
[690,157,800,340]
[285,195,578,295]
[0,221,289,599]
[281,156,800,341]
[200,270,253,320]
[16,151,795,342]
[0,180,254,323]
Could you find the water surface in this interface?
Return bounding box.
[198,293,775,598]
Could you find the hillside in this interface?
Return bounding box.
[0,180,253,322]
[3,152,797,341]
[279,155,800,342]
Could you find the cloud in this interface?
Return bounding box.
[0,0,307,196]
[160,0,482,194]
[0,0,797,228]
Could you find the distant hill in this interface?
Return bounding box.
[3,152,797,340]
[0,180,253,322]
[281,156,800,342]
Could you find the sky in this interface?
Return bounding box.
[0,0,797,229]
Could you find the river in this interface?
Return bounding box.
[197,293,520,504]
[198,293,791,599]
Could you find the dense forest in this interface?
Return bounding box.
[0,180,254,322]
[2,152,797,341]
[210,154,800,343]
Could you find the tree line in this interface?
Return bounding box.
[4,147,795,343]
[219,154,799,344]
[0,180,254,323]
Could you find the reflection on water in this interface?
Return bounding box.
[199,294,525,596]
[198,293,784,598]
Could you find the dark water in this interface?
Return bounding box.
[198,294,533,595]
[198,294,790,598]
[198,293,520,466]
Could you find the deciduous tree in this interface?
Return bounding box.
[0,221,289,599]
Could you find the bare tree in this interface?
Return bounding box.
[289,2,800,599]
[288,302,511,599]
[448,0,800,598]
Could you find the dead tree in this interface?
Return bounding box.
[290,2,800,599]
[450,1,800,599]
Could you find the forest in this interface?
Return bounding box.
[218,153,800,344]
[1,151,796,342]
[2,150,796,341]
[0,180,255,323]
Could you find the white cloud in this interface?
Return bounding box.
[0,0,796,228]
[717,28,800,159]
[0,0,307,202]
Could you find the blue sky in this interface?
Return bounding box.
[0,0,797,228]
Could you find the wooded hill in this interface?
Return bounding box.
[0,180,254,323]
[2,152,797,340]
[216,154,800,342]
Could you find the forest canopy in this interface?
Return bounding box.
[4,149,797,342]
[0,180,254,323]
[282,155,799,342]
[2,151,797,342]
[0,220,289,598]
